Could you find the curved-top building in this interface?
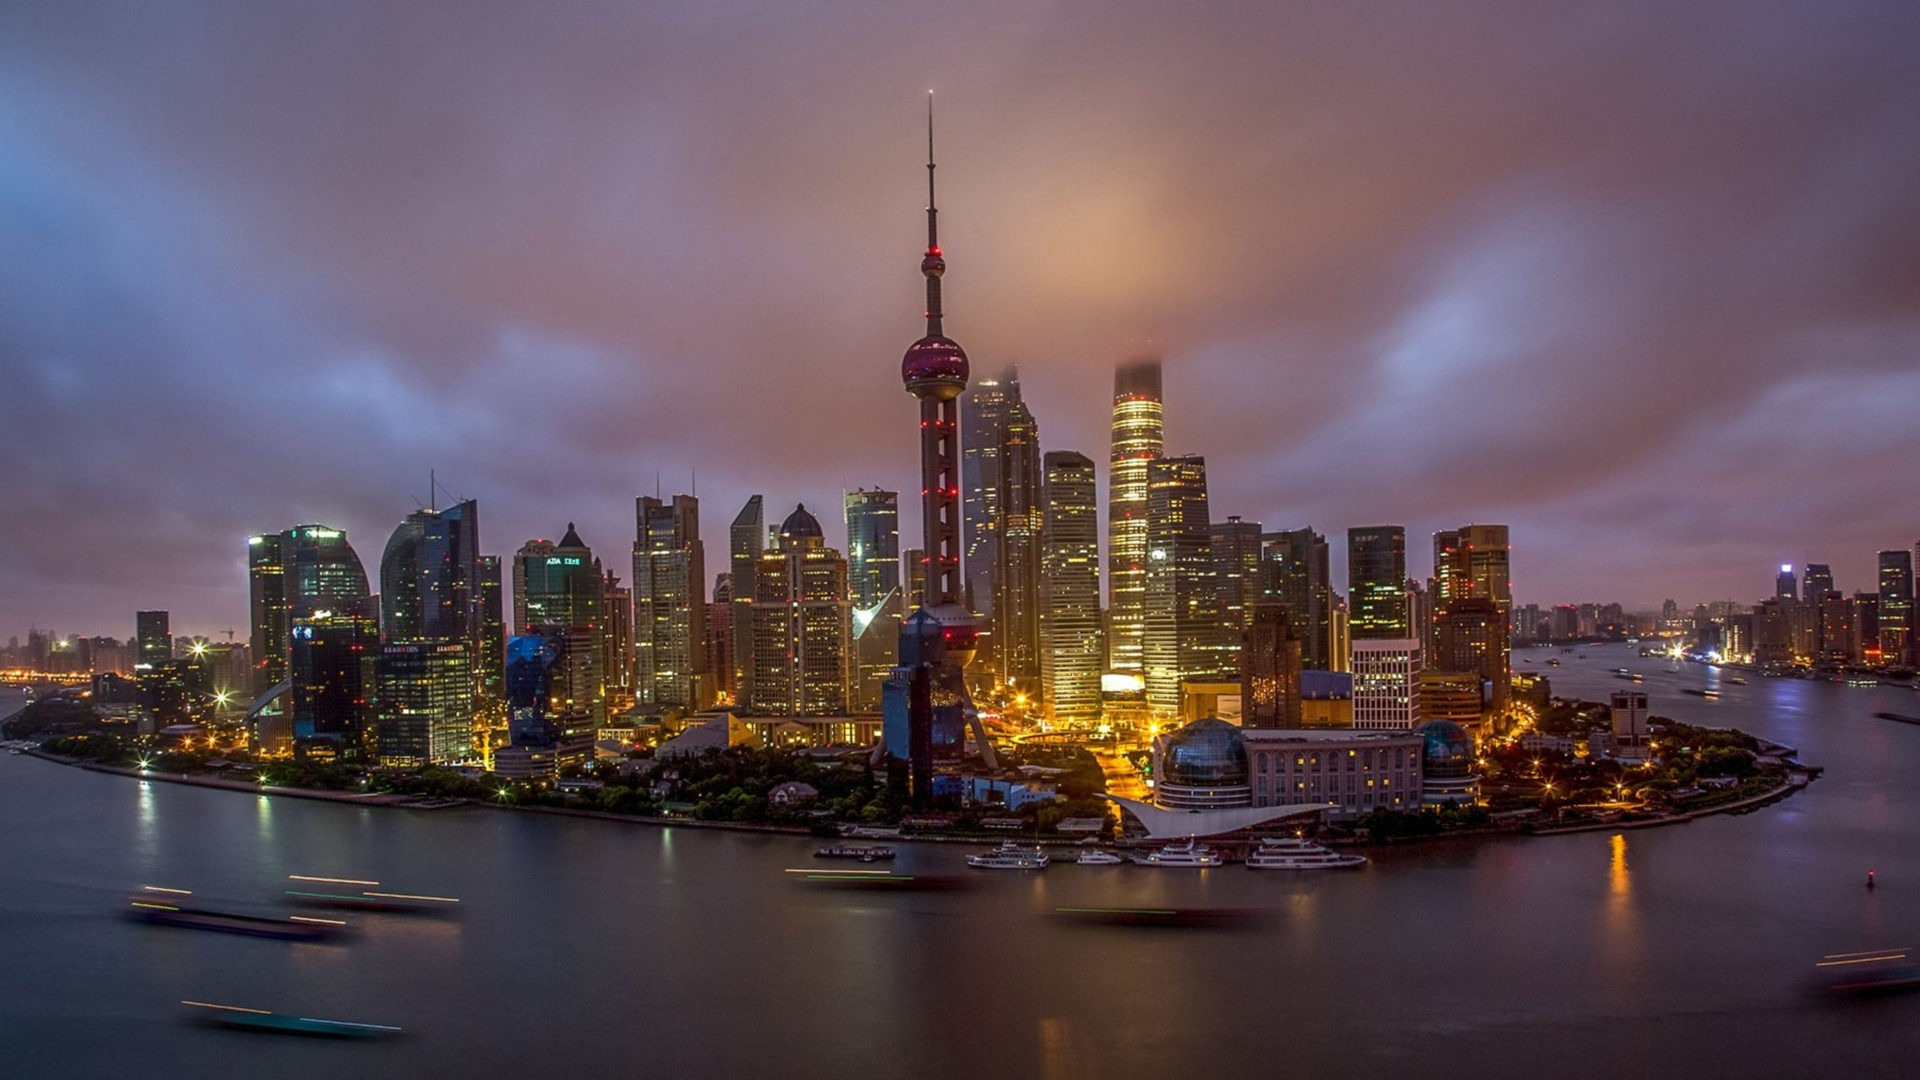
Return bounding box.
[248,523,371,697]
[1418,719,1480,805]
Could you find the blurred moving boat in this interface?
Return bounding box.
[1815,949,1920,998]
[284,874,460,914]
[182,999,401,1038]
[128,887,346,941]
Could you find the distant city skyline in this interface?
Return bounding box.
[3,4,1917,636]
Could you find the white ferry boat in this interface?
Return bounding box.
[967,842,1050,870]
[1129,839,1223,868]
[1075,849,1124,866]
[1244,837,1367,870]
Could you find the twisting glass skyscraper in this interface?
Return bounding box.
[1107,359,1164,677]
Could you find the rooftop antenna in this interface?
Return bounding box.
[924,89,943,337]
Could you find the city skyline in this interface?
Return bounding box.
[5,4,1920,637]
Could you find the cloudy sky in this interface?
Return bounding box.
[3,1,1917,640]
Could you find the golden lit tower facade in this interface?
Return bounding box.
[746,505,851,717]
[1040,451,1101,723]
[1432,524,1512,711]
[1143,455,1226,714]
[633,494,709,710]
[995,390,1043,694]
[1107,359,1164,676]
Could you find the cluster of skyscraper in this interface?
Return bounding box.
[1666,551,1916,671]
[245,506,500,765]
[941,357,1515,738]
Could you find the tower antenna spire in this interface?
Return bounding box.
[923,90,943,337]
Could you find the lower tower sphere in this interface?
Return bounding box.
[902,335,969,398]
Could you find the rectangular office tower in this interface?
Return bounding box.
[376,640,473,766]
[135,610,171,669]
[1352,638,1422,730]
[844,488,901,609]
[1107,359,1164,676]
[1261,528,1334,670]
[378,499,490,730]
[1211,516,1263,636]
[729,496,765,704]
[745,505,850,716]
[633,494,709,710]
[961,368,1018,622]
[1347,526,1410,639]
[515,526,604,725]
[1432,524,1513,713]
[1241,602,1303,729]
[1040,451,1101,723]
[995,389,1043,695]
[1877,550,1913,667]
[1143,455,1226,714]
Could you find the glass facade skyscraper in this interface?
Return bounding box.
[248,524,371,698]
[961,369,1015,620]
[289,608,377,761]
[1143,454,1225,713]
[379,500,482,646]
[844,488,901,609]
[135,610,171,669]
[633,494,708,709]
[515,525,604,724]
[1261,527,1333,671]
[1107,359,1164,677]
[729,495,764,705]
[1210,516,1262,636]
[995,390,1042,694]
[1432,524,1512,712]
[1040,450,1101,723]
[1347,526,1409,640]
[745,505,850,716]
[1879,549,1914,666]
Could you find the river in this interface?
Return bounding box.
[2,645,1917,1079]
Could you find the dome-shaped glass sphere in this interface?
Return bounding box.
[902,335,969,398]
[1419,720,1474,779]
[1162,718,1249,788]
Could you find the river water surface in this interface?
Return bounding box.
[3,648,1919,1079]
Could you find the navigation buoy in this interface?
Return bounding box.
[1867,869,1876,889]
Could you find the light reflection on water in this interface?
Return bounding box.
[5,644,1920,1078]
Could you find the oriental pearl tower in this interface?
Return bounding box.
[885,93,995,805]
